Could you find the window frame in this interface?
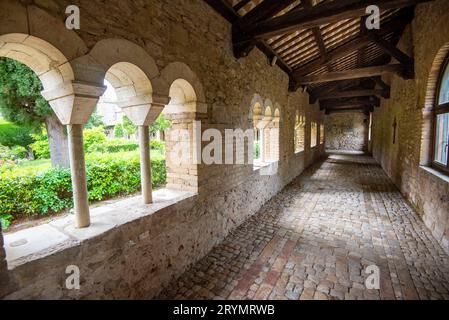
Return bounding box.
[431,54,449,174]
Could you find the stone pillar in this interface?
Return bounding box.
[68,124,91,228]
[139,125,152,204]
[116,93,169,200]
[42,81,107,229]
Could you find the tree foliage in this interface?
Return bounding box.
[123,115,137,136]
[150,114,171,134]
[0,119,34,148]
[0,58,52,130]
[85,109,105,129]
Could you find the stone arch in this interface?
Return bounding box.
[0,2,88,62]
[249,93,264,121]
[420,43,449,166]
[159,62,207,113]
[89,38,159,83]
[0,33,74,92]
[264,99,274,111]
[273,107,281,121]
[86,39,159,91]
[164,79,198,114]
[159,64,206,192]
[0,2,99,125]
[0,33,80,125]
[85,39,168,126]
[104,62,159,126]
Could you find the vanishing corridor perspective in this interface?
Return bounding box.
[159,154,449,300]
[1,0,449,301]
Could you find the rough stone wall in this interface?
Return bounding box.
[371,0,449,254]
[325,113,368,152]
[1,0,325,299]
[0,225,12,298]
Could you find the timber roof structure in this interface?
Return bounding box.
[205,0,429,114]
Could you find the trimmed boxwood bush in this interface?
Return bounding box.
[0,151,166,228]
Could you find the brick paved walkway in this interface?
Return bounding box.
[158,153,449,300]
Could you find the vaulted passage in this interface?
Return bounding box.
[159,153,449,300]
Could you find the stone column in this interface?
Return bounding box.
[139,125,152,204]
[42,81,107,229]
[117,94,169,202]
[68,124,90,228]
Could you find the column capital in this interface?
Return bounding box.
[118,93,170,126]
[41,81,106,125]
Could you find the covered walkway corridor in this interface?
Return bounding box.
[159,153,449,300]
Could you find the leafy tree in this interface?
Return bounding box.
[0,58,69,167]
[150,114,171,134]
[114,124,124,138]
[83,127,107,151]
[85,109,105,129]
[0,120,34,149]
[123,115,137,137]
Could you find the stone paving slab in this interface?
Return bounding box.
[157,154,449,300]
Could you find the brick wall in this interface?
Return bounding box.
[325,113,369,152]
[371,0,449,254]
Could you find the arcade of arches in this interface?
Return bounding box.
[0,0,449,300]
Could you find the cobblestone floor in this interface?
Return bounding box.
[158,153,449,300]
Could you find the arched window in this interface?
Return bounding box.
[433,55,449,173]
[311,122,318,148]
[266,108,280,162]
[320,123,325,145]
[164,78,199,192]
[294,110,305,153]
[252,102,263,166]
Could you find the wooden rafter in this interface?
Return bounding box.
[368,32,414,77]
[204,0,426,99]
[297,64,408,85]
[205,0,292,74]
[316,88,389,100]
[235,0,430,44]
[303,0,331,72]
[292,16,412,77]
[320,97,380,109]
[233,0,252,12]
[326,106,373,114]
[238,0,297,28]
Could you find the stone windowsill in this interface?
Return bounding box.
[253,160,270,171]
[3,188,197,270]
[295,150,305,155]
[253,160,279,175]
[419,165,449,184]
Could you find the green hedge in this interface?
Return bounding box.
[87,139,139,153]
[0,151,166,228]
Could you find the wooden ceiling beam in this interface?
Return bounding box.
[371,76,391,93]
[297,64,408,85]
[302,0,331,72]
[321,97,380,109]
[204,0,293,76]
[233,0,252,12]
[292,16,413,78]
[238,0,297,28]
[325,106,373,114]
[236,0,430,42]
[316,88,389,100]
